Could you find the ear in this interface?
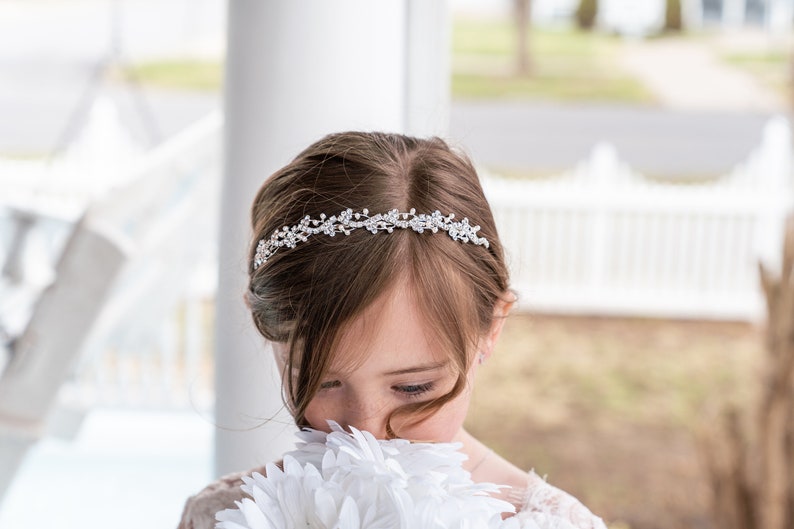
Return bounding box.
[477,293,516,361]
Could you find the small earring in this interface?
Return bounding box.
[477,352,486,365]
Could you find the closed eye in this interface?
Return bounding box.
[319,380,341,390]
[393,382,434,398]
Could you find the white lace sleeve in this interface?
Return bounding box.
[507,470,608,529]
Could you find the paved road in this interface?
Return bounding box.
[450,100,778,176]
[0,70,221,154]
[0,86,777,177]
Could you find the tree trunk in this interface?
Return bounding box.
[703,214,794,529]
[756,215,794,529]
[515,0,531,76]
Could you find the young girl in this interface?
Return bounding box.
[178,132,607,529]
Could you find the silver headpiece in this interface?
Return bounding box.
[253,208,489,270]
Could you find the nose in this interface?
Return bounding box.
[338,395,388,439]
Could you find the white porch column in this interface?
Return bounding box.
[217,0,449,477]
[405,0,451,136]
[723,0,748,27]
[681,0,704,30]
[768,0,794,35]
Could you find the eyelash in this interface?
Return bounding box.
[317,381,435,399]
[394,382,435,398]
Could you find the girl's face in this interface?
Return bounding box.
[279,280,492,442]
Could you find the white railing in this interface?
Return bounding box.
[484,116,793,321]
[64,113,222,411]
[0,111,223,413]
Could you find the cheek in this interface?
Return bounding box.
[303,400,334,432]
[398,387,472,443]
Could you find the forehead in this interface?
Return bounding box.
[330,280,446,375]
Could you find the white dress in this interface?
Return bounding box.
[177,466,607,529]
[509,470,608,529]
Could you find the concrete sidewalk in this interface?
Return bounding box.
[620,35,786,112]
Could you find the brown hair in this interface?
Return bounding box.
[246,131,510,436]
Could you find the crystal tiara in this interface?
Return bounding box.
[253,208,489,270]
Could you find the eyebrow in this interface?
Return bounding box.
[383,361,448,376]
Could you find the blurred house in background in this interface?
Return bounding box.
[457,0,794,35]
[598,0,794,35]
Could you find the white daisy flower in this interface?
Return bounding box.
[216,423,576,529]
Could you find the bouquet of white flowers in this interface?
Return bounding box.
[216,423,577,529]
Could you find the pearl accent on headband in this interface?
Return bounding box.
[253,208,490,270]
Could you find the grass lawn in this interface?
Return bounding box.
[123,59,223,92]
[466,313,763,529]
[121,18,654,104]
[0,151,50,160]
[722,50,792,103]
[451,19,654,103]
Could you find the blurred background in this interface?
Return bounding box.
[0,1,792,528]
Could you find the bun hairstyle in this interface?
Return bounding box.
[246,131,510,436]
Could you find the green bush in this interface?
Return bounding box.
[575,0,598,31]
[664,0,683,32]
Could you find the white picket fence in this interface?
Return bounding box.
[1,114,792,412]
[484,116,793,321]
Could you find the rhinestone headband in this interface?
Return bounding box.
[253,208,489,270]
